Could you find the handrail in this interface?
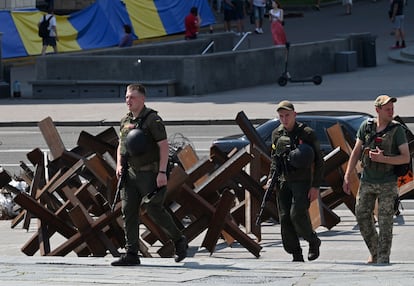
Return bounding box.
[201,41,215,55]
[232,32,252,51]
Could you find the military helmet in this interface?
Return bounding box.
[125,128,148,156]
[288,143,315,169]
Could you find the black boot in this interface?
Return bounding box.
[308,237,321,261]
[292,253,305,262]
[174,235,188,262]
[111,252,141,266]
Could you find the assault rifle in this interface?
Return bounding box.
[111,154,129,212]
[255,170,278,226]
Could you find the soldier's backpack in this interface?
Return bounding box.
[38,15,51,38]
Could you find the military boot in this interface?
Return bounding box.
[292,252,305,262]
[111,252,141,266]
[308,237,321,261]
[174,235,188,262]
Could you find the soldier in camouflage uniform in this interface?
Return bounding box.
[111,84,187,266]
[269,100,324,262]
[343,95,410,264]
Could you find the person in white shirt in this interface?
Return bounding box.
[39,8,58,55]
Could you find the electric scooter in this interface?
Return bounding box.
[277,42,323,87]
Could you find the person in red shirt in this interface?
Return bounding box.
[185,6,201,40]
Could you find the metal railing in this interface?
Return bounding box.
[201,41,215,55]
[232,32,252,51]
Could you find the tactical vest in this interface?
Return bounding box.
[361,118,399,173]
[120,108,160,171]
[271,122,314,180]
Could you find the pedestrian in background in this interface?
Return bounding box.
[343,95,410,264]
[268,100,324,262]
[232,0,245,36]
[251,0,266,34]
[111,84,188,266]
[389,0,406,49]
[39,8,58,55]
[269,0,286,46]
[119,24,133,47]
[185,6,201,40]
[223,0,235,32]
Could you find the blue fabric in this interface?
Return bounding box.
[0,11,28,58]
[0,0,215,59]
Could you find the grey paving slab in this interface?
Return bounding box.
[1,209,414,285]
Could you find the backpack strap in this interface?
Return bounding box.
[363,118,400,148]
[136,109,157,129]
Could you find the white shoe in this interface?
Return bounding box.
[258,28,264,34]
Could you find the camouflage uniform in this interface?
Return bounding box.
[356,118,407,263]
[119,106,182,255]
[270,122,324,258]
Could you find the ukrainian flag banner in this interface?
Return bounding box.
[0,0,215,59]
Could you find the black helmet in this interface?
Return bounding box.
[288,143,315,169]
[125,129,148,156]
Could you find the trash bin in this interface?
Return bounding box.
[362,35,377,67]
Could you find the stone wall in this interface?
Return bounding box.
[30,32,376,98]
[33,35,349,97]
[52,0,95,11]
[0,0,36,10]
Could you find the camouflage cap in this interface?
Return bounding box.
[374,95,397,107]
[277,100,295,111]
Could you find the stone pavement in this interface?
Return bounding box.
[1,208,414,285]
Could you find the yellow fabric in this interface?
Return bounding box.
[124,0,166,39]
[11,11,80,56]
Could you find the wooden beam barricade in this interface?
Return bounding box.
[37,116,66,160]
[2,115,365,259]
[326,123,359,199]
[235,111,268,153]
[177,184,262,258]
[77,130,117,159]
[201,189,236,254]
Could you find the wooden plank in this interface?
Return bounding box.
[326,123,360,198]
[235,111,268,153]
[76,130,117,159]
[210,145,277,239]
[309,194,323,230]
[37,219,51,256]
[37,116,66,160]
[84,154,116,190]
[12,190,77,238]
[23,161,46,230]
[178,185,262,258]
[68,205,113,257]
[26,148,44,167]
[35,160,84,201]
[177,144,208,187]
[48,202,122,256]
[323,147,349,176]
[194,147,253,199]
[201,189,236,254]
